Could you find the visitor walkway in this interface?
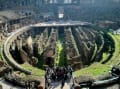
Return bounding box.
[50,82,70,89]
[49,77,73,89]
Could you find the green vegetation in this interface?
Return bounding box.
[100,52,110,63]
[22,63,45,77]
[74,32,117,77]
[56,41,63,65]
[100,32,115,64]
[56,40,67,66]
[106,33,120,65]
[20,31,120,78]
[74,63,110,77]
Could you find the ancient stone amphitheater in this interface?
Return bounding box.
[3,21,93,73]
[1,21,120,89]
[0,0,120,88]
[3,21,94,73]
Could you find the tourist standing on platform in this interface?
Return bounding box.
[61,78,65,89]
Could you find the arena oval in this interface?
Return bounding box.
[3,21,107,75]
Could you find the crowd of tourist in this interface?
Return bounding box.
[45,65,73,89]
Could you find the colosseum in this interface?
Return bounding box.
[0,0,120,89]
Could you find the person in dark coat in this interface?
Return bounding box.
[61,79,65,89]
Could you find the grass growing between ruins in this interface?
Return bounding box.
[22,63,45,77]
[56,41,67,66]
[100,52,110,63]
[74,63,110,77]
[106,33,120,65]
[56,41,63,65]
